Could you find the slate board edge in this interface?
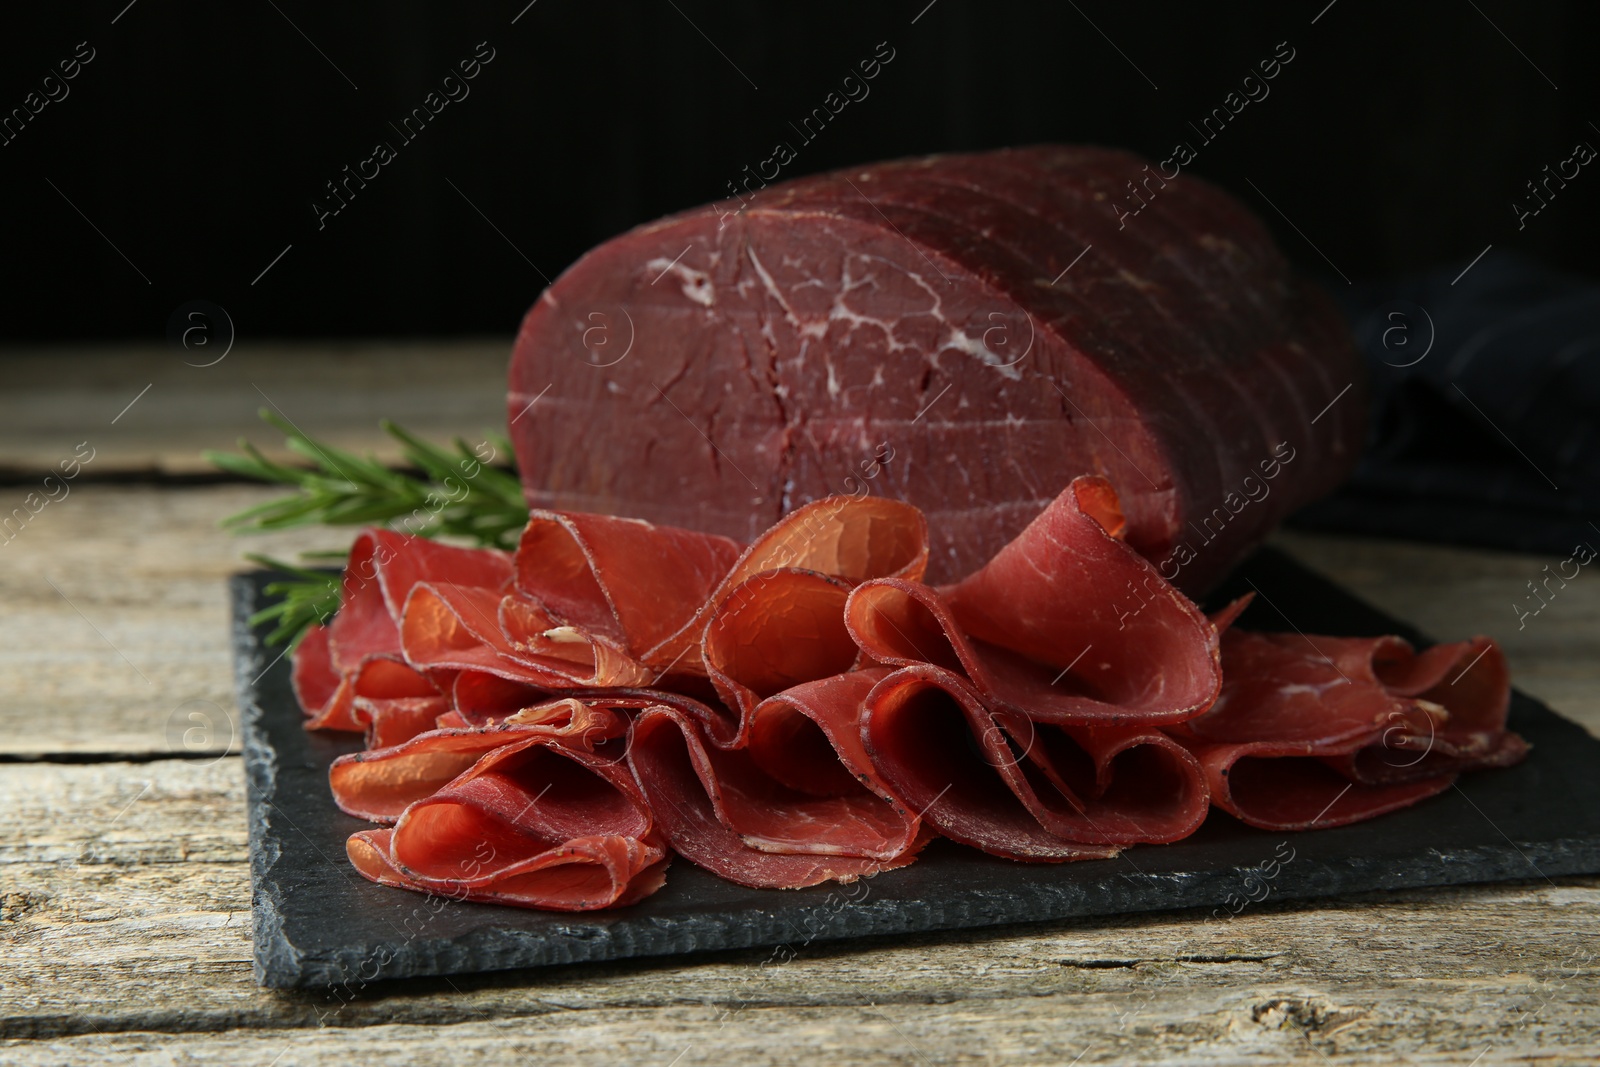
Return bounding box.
[231,562,1600,991]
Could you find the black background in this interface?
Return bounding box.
[2,0,1595,341]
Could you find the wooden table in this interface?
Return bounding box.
[4,347,1598,1064]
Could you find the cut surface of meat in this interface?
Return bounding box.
[507,145,1364,592]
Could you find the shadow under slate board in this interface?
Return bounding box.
[233,547,1600,990]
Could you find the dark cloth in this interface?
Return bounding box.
[1291,254,1600,555]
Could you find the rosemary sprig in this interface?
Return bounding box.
[208,411,529,647]
[243,553,341,650]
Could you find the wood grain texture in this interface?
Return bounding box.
[0,485,349,757]
[2,758,1598,1062]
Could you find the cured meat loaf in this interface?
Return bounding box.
[508,145,1364,593]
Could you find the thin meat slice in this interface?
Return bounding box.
[354,694,453,750]
[329,699,625,822]
[562,685,741,749]
[439,671,551,728]
[628,704,925,886]
[328,529,514,672]
[1176,630,1526,829]
[993,713,1210,845]
[381,734,657,886]
[744,669,923,855]
[515,509,744,660]
[306,653,443,734]
[642,495,929,673]
[927,476,1221,725]
[401,581,652,688]
[292,623,358,731]
[348,828,669,911]
[1188,746,1456,832]
[294,528,514,731]
[703,569,861,732]
[1320,635,1527,785]
[861,664,1122,861]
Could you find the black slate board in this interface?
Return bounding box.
[234,548,1600,990]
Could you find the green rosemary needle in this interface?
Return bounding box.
[208,410,529,647]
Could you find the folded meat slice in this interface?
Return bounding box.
[515,509,744,661]
[292,528,514,731]
[642,495,929,674]
[703,569,861,733]
[348,829,669,911]
[861,664,1129,860]
[439,671,550,728]
[345,732,667,911]
[744,669,917,822]
[930,476,1220,725]
[401,581,652,688]
[329,699,624,822]
[1175,630,1527,829]
[627,702,924,887]
[844,479,1219,727]
[298,641,442,735]
[1323,635,1527,784]
[329,528,514,670]
[353,694,453,750]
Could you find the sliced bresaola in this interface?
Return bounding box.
[514,509,744,664]
[438,671,551,728]
[744,669,922,851]
[702,568,862,735]
[400,581,652,688]
[643,495,929,675]
[627,702,925,887]
[352,694,453,750]
[1322,635,1527,784]
[861,664,1201,857]
[1173,630,1527,830]
[329,528,514,670]
[347,829,669,911]
[345,731,667,911]
[293,528,514,730]
[298,638,442,735]
[329,699,625,823]
[846,477,1221,727]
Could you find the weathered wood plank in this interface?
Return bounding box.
[2,758,1597,1066]
[5,990,1600,1067]
[2,487,1596,758]
[0,342,507,477]
[0,486,349,757]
